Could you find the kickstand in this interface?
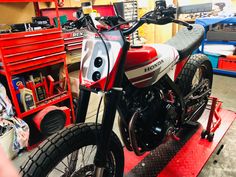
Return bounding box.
[201,97,222,142]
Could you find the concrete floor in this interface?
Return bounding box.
[211,75,236,112]
[200,75,236,177]
[12,74,236,176]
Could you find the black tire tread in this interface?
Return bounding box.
[177,54,213,96]
[20,123,124,177]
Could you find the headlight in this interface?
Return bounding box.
[94,57,103,68]
[92,71,101,81]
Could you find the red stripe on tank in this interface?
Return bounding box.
[125,57,159,71]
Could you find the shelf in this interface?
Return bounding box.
[196,17,236,77]
[213,68,236,77]
[20,93,70,118]
[204,40,236,45]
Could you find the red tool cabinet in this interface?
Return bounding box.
[0,0,75,122]
[63,34,83,52]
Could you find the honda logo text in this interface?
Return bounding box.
[144,59,164,72]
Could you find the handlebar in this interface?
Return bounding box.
[79,1,193,36]
[123,0,193,34]
[122,6,193,36]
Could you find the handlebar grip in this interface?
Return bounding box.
[172,19,193,30]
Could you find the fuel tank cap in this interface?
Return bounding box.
[131,44,143,48]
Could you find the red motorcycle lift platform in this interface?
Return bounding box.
[124,107,236,177]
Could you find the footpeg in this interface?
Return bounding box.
[164,128,180,143]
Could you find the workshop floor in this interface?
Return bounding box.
[199,75,236,177]
[13,74,236,176]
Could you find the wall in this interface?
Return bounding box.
[93,0,114,5]
[39,0,81,9]
[178,0,236,8]
[232,0,236,7]
[0,2,35,24]
[138,0,173,44]
[39,0,118,9]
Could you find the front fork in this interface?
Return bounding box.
[77,40,129,176]
[76,88,122,177]
[94,88,122,176]
[75,88,91,123]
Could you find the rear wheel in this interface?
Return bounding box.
[177,54,213,120]
[20,123,124,177]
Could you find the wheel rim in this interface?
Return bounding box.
[192,65,211,93]
[186,64,211,116]
[47,145,116,177]
[192,67,203,88]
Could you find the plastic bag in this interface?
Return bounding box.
[0,83,14,118]
[0,83,29,152]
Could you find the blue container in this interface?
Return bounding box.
[204,52,220,68]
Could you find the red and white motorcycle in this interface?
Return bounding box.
[21,1,213,176]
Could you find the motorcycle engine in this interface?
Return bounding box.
[119,81,179,151]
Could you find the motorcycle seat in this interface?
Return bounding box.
[165,24,205,59]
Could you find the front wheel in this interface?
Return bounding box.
[20,123,124,177]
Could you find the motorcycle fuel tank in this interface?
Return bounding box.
[125,44,179,88]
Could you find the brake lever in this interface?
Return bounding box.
[172,19,193,30]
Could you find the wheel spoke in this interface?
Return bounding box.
[79,146,87,169]
[54,167,65,174]
[67,154,70,164]
[47,145,116,177]
[82,146,86,167]
[85,145,96,164]
[67,155,70,168]
[61,160,69,170]
[197,69,203,83]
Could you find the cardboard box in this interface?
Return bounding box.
[69,70,103,118]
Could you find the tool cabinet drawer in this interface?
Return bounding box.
[0,29,62,47]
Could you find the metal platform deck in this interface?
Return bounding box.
[124,108,236,177]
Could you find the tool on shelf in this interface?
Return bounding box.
[18,84,36,112]
[29,72,46,101]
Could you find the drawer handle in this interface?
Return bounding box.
[8,51,66,66]
[24,33,43,37]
